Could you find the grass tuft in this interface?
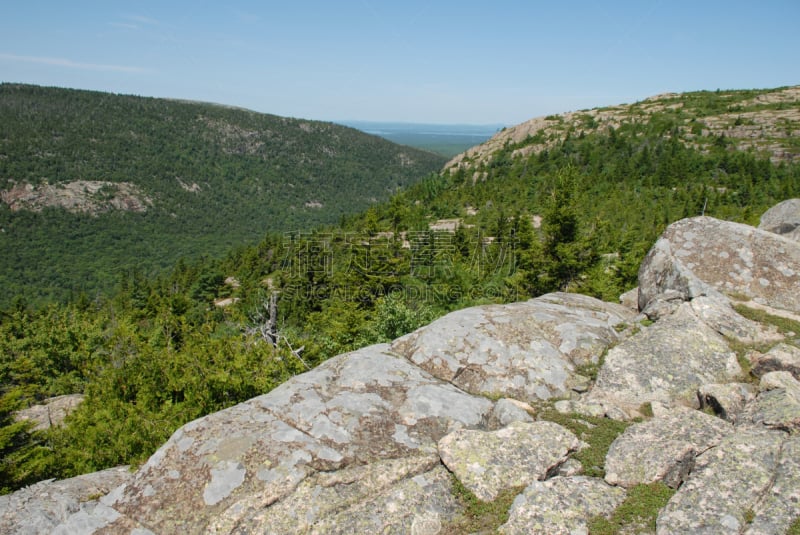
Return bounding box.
[733,304,800,337]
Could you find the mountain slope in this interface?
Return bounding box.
[447,85,800,171]
[0,84,445,304]
[328,85,800,308]
[0,84,799,497]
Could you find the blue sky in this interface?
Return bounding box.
[1,1,798,125]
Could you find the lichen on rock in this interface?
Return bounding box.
[499,476,626,535]
[590,303,741,409]
[438,421,582,502]
[392,292,634,401]
[604,407,732,489]
[638,216,800,316]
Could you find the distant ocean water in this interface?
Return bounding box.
[341,120,503,136]
[339,121,504,157]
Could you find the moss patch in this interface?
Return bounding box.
[537,408,630,478]
[588,482,676,534]
[440,474,523,534]
[637,402,654,418]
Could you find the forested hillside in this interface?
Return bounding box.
[1,85,799,494]
[0,84,445,305]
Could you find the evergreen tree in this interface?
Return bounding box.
[540,166,596,292]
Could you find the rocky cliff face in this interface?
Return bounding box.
[3,200,800,534]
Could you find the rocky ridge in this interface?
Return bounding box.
[3,200,800,533]
[446,85,800,173]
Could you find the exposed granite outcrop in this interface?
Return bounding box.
[391,292,634,401]
[0,181,151,215]
[749,343,800,379]
[656,427,786,534]
[0,467,131,535]
[236,454,459,534]
[3,202,797,534]
[759,198,800,242]
[740,371,800,432]
[638,216,800,317]
[438,420,582,501]
[604,407,732,489]
[499,476,626,535]
[445,87,800,173]
[744,434,800,535]
[688,295,782,346]
[91,344,493,533]
[14,394,84,431]
[589,302,741,409]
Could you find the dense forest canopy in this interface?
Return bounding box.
[1,85,799,493]
[0,84,446,306]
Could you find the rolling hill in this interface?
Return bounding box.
[0,84,446,305]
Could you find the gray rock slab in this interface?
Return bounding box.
[307,464,458,535]
[656,427,785,535]
[697,382,757,424]
[638,216,800,316]
[0,466,131,535]
[619,287,639,311]
[75,344,492,533]
[758,369,800,391]
[554,399,606,418]
[689,295,782,345]
[490,398,535,427]
[227,453,460,534]
[759,198,800,242]
[53,503,154,535]
[499,476,626,535]
[604,407,732,489]
[750,342,800,379]
[556,458,584,478]
[740,371,800,431]
[391,292,634,401]
[438,421,582,501]
[590,303,741,409]
[744,434,800,535]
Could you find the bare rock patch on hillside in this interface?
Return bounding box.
[0,180,151,214]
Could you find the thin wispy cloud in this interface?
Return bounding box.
[109,22,140,30]
[109,14,161,31]
[125,14,160,26]
[0,53,151,74]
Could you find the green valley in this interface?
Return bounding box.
[1,84,799,494]
[0,84,446,306]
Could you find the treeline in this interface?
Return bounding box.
[2,98,800,493]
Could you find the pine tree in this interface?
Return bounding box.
[541,166,597,292]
